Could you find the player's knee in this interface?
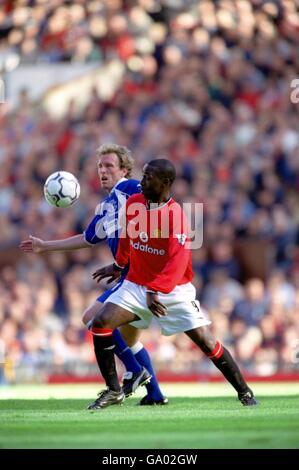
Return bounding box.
[204,337,217,352]
[187,326,216,353]
[82,307,97,326]
[82,301,103,327]
[93,309,113,329]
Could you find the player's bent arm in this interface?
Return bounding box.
[92,263,123,284]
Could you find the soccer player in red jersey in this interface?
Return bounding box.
[90,159,258,409]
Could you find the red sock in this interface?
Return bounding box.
[91,327,113,337]
[206,341,224,360]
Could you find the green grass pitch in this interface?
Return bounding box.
[1,383,299,449]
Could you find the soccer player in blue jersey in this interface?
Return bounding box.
[20,143,167,407]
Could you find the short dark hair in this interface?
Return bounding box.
[147,159,176,185]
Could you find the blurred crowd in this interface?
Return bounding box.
[0,0,299,64]
[1,0,299,383]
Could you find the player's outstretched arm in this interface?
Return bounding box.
[92,263,123,284]
[19,235,46,253]
[19,234,89,253]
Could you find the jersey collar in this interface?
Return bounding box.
[110,177,128,194]
[146,197,172,210]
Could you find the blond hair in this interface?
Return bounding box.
[96,144,134,178]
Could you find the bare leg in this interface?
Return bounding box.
[185,325,216,353]
[93,302,138,329]
[82,300,101,326]
[119,324,141,347]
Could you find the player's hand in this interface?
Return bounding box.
[19,235,45,253]
[92,264,122,284]
[146,291,167,318]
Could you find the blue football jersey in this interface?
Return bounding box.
[84,178,141,258]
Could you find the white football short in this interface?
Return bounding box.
[105,279,211,336]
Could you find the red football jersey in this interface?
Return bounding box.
[116,193,193,293]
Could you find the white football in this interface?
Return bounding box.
[44,171,80,208]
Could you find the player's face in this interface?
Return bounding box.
[141,165,164,200]
[97,153,127,191]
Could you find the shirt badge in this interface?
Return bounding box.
[175,234,187,246]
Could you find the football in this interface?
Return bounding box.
[44,171,80,208]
